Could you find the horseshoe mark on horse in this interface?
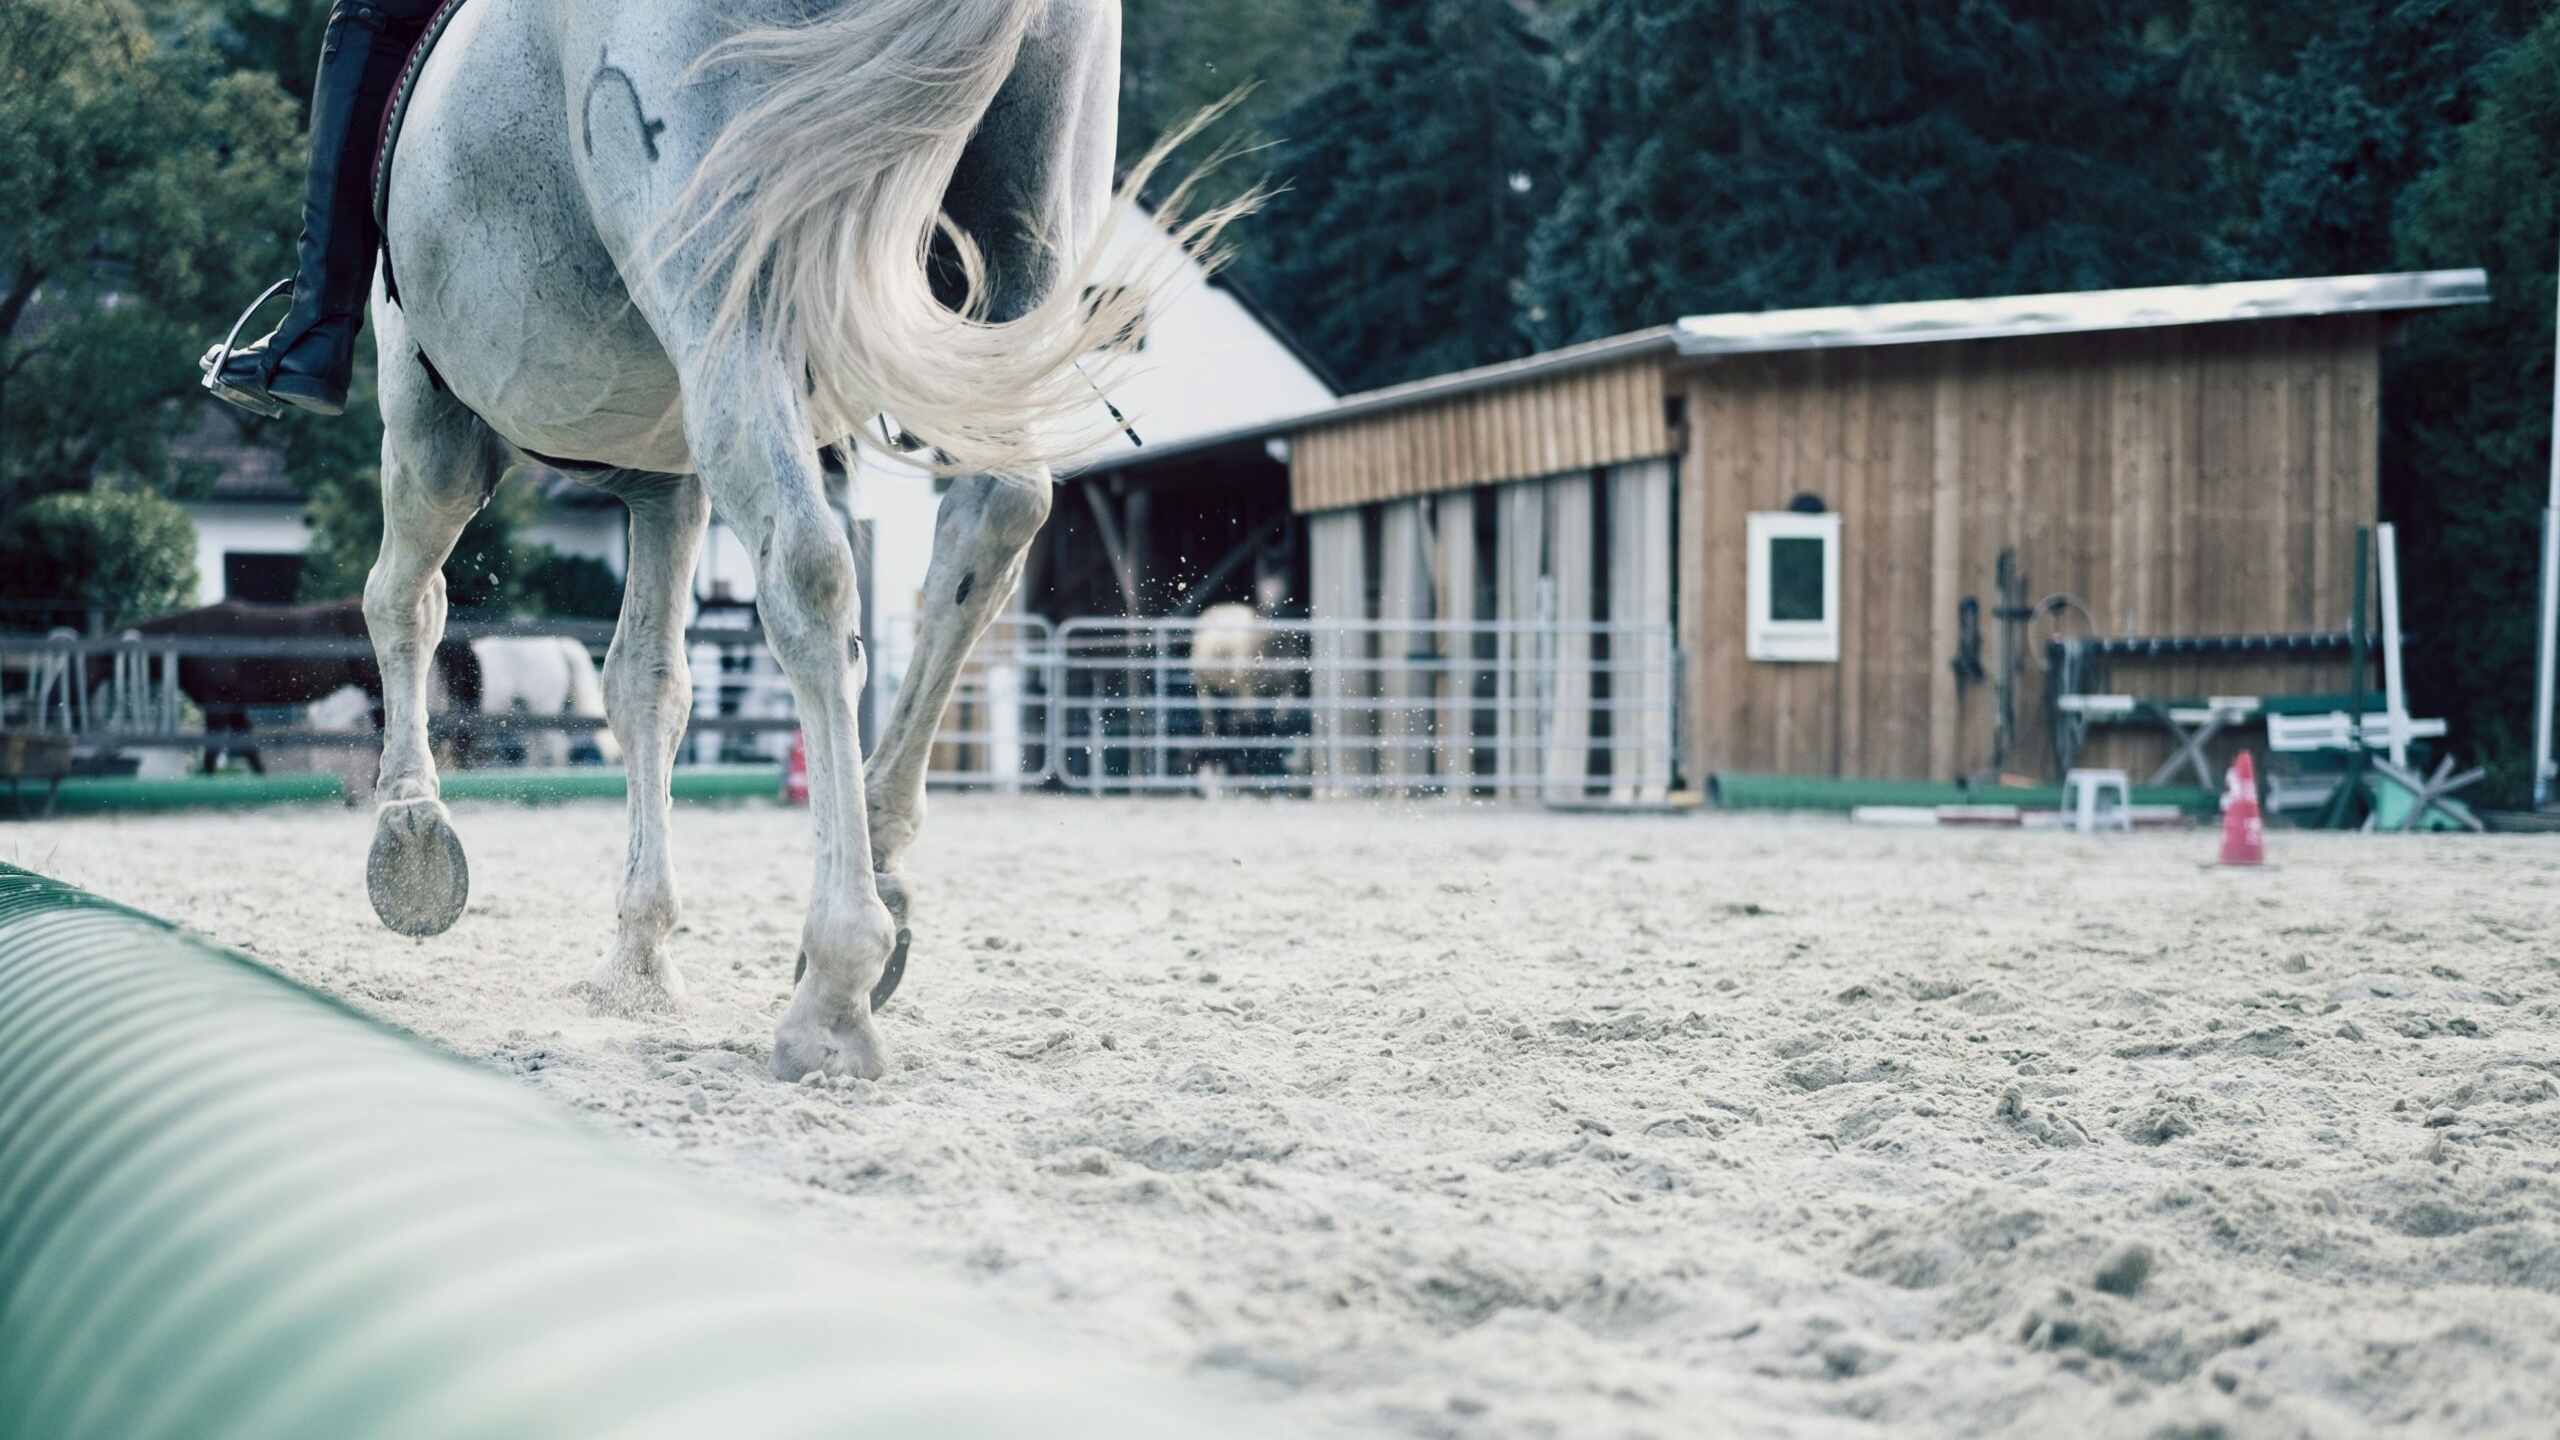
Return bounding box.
[581,51,666,162]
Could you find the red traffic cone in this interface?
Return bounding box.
[2217,751,2264,867]
[781,730,809,805]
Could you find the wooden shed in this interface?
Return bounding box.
[1283,271,2488,792]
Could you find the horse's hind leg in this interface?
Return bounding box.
[589,473,709,1015]
[863,0,1114,926]
[363,336,503,937]
[666,352,895,1079]
[862,470,1051,907]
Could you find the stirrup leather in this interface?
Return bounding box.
[199,278,297,419]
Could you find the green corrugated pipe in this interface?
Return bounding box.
[441,765,781,805]
[0,865,1296,1440]
[29,766,781,818]
[34,771,348,815]
[1707,772,2216,815]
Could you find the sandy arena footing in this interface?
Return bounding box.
[13,796,2559,1438]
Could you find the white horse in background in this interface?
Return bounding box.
[358,0,1234,1080]
[473,637,618,768]
[1189,566,1290,785]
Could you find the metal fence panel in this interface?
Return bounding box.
[871,614,1057,789]
[4,616,1678,801]
[1052,617,1678,799]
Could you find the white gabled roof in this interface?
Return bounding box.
[1672,269,2489,357]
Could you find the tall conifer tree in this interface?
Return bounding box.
[1255,0,1556,391]
[1523,0,2215,347]
[2385,10,2560,793]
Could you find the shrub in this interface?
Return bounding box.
[0,489,200,631]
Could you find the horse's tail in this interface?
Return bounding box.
[661,0,1245,476]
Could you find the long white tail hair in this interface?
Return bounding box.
[658,0,1246,475]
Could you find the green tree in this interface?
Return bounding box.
[298,444,547,619]
[1255,0,1557,391]
[1523,0,2218,347]
[1118,0,1367,174]
[2385,9,2560,802]
[0,0,299,507]
[0,488,199,630]
[197,0,332,108]
[523,549,625,621]
[2201,0,2547,279]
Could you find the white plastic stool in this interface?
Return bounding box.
[2064,768,2132,833]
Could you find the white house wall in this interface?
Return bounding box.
[179,502,309,605]
[1070,206,1338,466]
[521,508,625,574]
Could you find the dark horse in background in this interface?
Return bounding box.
[127,601,480,773]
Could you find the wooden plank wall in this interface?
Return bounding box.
[1291,358,1672,513]
[1681,316,2382,783]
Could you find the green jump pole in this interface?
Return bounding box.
[0,865,1296,1440]
[1706,773,2216,816]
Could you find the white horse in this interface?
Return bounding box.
[359,0,1225,1080]
[473,636,618,768]
[1189,567,1290,784]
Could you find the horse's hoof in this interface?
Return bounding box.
[587,958,686,1017]
[771,995,889,1082]
[367,802,468,937]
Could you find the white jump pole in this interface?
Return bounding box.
[2378,521,2410,769]
[2535,246,2560,808]
[2535,513,2559,808]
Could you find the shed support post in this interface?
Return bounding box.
[1378,500,1433,790]
[1434,492,1479,798]
[1545,474,1595,802]
[1309,508,1369,796]
[1496,481,1546,798]
[1609,459,1675,803]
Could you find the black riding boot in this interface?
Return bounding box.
[202,1,435,418]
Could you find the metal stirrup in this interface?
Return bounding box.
[200,277,297,418]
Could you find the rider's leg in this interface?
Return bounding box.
[203,0,440,418]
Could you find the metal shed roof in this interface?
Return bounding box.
[1065,269,2490,482]
[1672,269,2488,356]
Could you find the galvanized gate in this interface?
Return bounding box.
[1048,617,1678,800]
[2,616,1676,801]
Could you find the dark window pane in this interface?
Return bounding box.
[1768,536,1825,622]
[223,552,305,605]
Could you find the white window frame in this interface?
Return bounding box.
[1746,511,1841,663]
